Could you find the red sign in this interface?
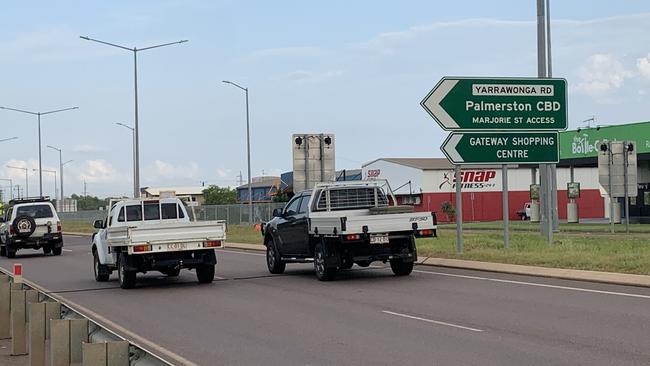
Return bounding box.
[367,169,381,178]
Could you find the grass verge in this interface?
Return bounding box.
[62,221,650,275]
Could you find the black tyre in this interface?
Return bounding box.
[43,247,52,255]
[118,253,136,289]
[6,248,16,259]
[196,264,215,284]
[266,239,286,274]
[93,250,110,282]
[0,245,5,257]
[390,259,414,276]
[12,215,36,238]
[314,242,337,281]
[52,247,62,256]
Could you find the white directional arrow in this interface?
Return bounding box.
[441,133,464,163]
[420,78,459,129]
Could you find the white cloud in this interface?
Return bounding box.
[636,53,650,79]
[574,54,633,96]
[77,160,122,184]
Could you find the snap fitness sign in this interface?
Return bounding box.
[439,170,497,190]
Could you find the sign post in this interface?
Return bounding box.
[422,76,567,249]
[441,132,559,165]
[502,165,509,250]
[455,166,463,254]
[420,77,567,131]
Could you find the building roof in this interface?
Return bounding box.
[236,176,279,190]
[363,158,514,170]
[363,158,454,170]
[142,187,206,196]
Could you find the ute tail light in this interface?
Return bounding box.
[9,225,14,235]
[204,240,223,248]
[345,234,360,241]
[133,244,151,252]
[418,229,434,237]
[56,221,62,232]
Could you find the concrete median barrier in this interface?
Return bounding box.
[50,318,89,366]
[10,290,27,355]
[0,281,10,339]
[83,341,129,366]
[29,302,46,366]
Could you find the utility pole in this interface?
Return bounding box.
[83,180,88,197]
[537,0,552,244]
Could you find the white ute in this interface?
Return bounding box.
[91,197,226,289]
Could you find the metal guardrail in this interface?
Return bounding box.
[0,267,177,366]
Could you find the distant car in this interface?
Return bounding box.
[516,202,532,220]
[0,197,63,258]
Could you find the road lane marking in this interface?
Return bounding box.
[62,249,73,252]
[413,269,650,299]
[382,310,484,332]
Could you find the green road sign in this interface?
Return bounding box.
[441,131,559,164]
[421,77,567,131]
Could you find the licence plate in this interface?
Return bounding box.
[167,243,188,250]
[370,235,390,245]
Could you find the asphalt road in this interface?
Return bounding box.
[1,235,650,366]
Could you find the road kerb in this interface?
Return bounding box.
[222,242,650,287]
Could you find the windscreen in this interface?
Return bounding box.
[16,204,53,219]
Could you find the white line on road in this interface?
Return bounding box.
[62,249,73,252]
[413,269,650,299]
[382,310,484,332]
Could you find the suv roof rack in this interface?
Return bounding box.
[8,196,51,205]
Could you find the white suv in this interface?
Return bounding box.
[0,197,63,258]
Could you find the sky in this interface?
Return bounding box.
[2,1,650,198]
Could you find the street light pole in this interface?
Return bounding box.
[47,145,64,208]
[222,80,253,224]
[7,166,28,198]
[80,36,188,198]
[116,123,137,197]
[0,106,78,196]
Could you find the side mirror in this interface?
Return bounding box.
[93,220,103,229]
[272,208,283,217]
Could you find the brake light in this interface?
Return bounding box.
[133,245,151,252]
[418,229,434,237]
[204,240,223,248]
[345,234,360,241]
[56,221,62,232]
[9,225,14,235]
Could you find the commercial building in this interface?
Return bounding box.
[361,120,650,223]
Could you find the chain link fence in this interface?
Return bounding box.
[58,203,287,226]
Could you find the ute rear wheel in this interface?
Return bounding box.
[266,239,286,274]
[118,253,136,289]
[93,250,110,282]
[196,264,215,284]
[52,247,62,256]
[390,259,414,276]
[314,242,337,281]
[0,245,5,257]
[43,247,52,255]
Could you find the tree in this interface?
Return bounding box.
[203,185,237,205]
[70,194,110,211]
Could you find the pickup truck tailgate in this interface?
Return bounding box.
[107,221,226,248]
[309,212,436,235]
